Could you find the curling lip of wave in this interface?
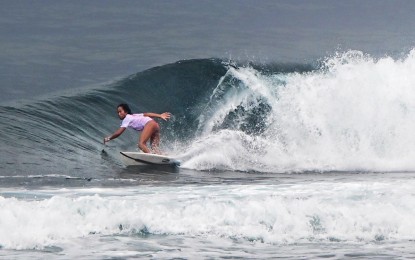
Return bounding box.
[179,51,415,172]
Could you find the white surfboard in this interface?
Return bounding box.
[120,151,180,166]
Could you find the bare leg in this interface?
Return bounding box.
[150,130,161,154]
[138,121,159,153]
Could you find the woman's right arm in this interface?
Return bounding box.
[104,127,126,144]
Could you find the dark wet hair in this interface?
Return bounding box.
[117,103,132,114]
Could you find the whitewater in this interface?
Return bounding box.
[2,50,415,258]
[1,175,415,259]
[181,50,415,172]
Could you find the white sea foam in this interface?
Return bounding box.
[1,179,415,250]
[180,50,415,172]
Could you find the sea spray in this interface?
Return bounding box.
[181,50,415,172]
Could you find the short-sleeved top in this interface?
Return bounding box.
[120,114,153,131]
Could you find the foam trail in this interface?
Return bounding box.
[181,50,415,172]
[1,180,415,250]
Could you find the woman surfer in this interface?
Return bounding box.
[104,103,171,154]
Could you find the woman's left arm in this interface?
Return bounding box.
[144,112,171,121]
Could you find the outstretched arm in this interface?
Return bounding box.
[104,127,126,144]
[144,112,171,121]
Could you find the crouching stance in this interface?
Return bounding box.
[104,103,171,154]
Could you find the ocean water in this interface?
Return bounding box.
[2,1,415,259]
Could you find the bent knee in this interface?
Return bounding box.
[147,119,159,128]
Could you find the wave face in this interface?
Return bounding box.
[0,59,227,177]
[2,51,415,175]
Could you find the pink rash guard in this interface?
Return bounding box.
[120,114,153,131]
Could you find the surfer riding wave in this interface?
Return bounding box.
[104,103,171,154]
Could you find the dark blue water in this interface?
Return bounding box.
[2,1,415,259]
[2,0,415,103]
